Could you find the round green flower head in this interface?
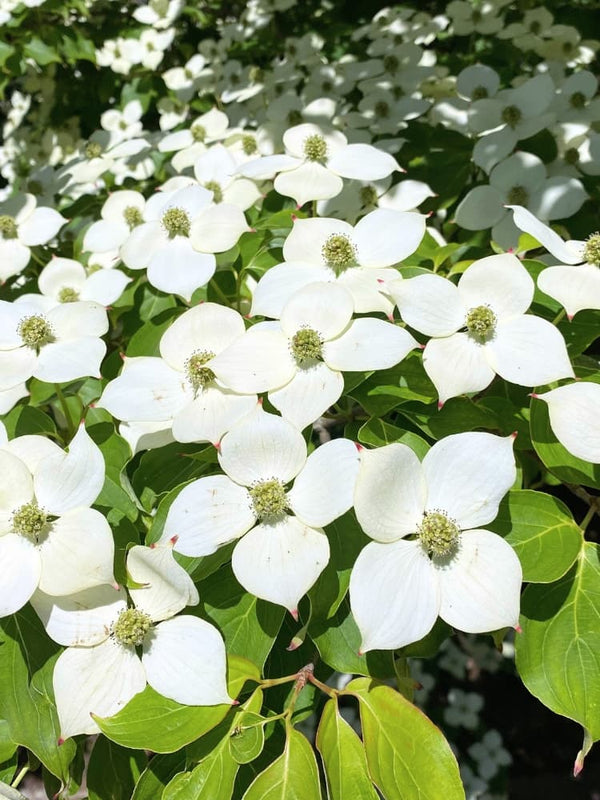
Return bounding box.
[12,503,47,542]
[0,215,18,239]
[112,608,152,646]
[85,141,103,159]
[466,305,497,339]
[304,134,327,162]
[162,207,191,238]
[18,315,54,349]
[506,185,529,206]
[186,350,216,392]
[360,185,379,207]
[471,85,489,100]
[501,105,522,127]
[584,233,600,267]
[191,124,206,143]
[375,101,389,119]
[291,327,323,363]
[58,287,79,303]
[205,181,223,204]
[569,91,586,109]
[249,479,288,519]
[418,511,460,557]
[123,206,144,230]
[322,234,357,273]
[242,135,257,155]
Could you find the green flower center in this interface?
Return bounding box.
[465,304,497,339]
[150,0,169,17]
[322,80,333,92]
[12,502,47,542]
[471,8,482,23]
[191,124,206,142]
[418,511,460,557]
[18,315,54,349]
[112,608,152,646]
[383,54,399,74]
[0,215,18,239]
[58,287,79,303]
[123,206,144,229]
[85,141,103,159]
[564,147,580,165]
[186,350,216,392]
[569,91,586,109]
[322,234,357,273]
[291,327,323,363]
[563,41,574,55]
[205,181,223,204]
[304,134,327,162]
[584,233,600,267]
[374,101,389,119]
[360,185,379,207]
[249,479,288,519]
[506,185,529,206]
[471,85,489,100]
[161,206,191,238]
[287,110,303,126]
[501,105,522,127]
[529,20,541,34]
[242,135,257,155]
[249,66,263,83]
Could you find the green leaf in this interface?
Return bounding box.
[95,655,259,752]
[199,564,285,670]
[530,398,600,489]
[343,679,465,800]
[316,698,378,800]
[486,490,582,583]
[400,396,499,441]
[242,727,322,800]
[358,419,430,458]
[126,309,180,357]
[557,310,600,357]
[86,418,139,522]
[516,543,600,765]
[132,442,217,499]
[1,405,57,439]
[163,748,239,800]
[131,753,187,800]
[0,42,14,68]
[23,37,61,65]
[87,738,146,800]
[349,353,436,415]
[229,711,265,764]
[0,721,16,764]
[0,607,75,781]
[399,618,452,659]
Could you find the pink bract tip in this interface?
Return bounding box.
[113,581,120,591]
[58,737,65,746]
[355,442,364,452]
[528,392,539,399]
[119,351,126,360]
[515,623,523,634]
[358,649,364,657]
[437,400,444,411]
[376,278,385,284]
[573,755,584,777]
[510,431,518,440]
[290,608,299,621]
[170,534,179,545]
[286,639,301,652]
[567,314,574,322]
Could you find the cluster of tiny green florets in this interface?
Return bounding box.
[418,511,460,557]
[465,305,497,339]
[471,85,489,100]
[112,608,153,646]
[0,215,18,239]
[303,134,328,162]
[584,233,600,267]
[18,315,54,349]
[291,328,323,363]
[501,105,522,127]
[186,350,216,392]
[242,135,258,155]
[58,287,79,303]
[123,206,144,230]
[162,207,191,238]
[506,185,529,206]
[12,502,47,542]
[322,234,357,273]
[205,181,223,204]
[248,479,288,519]
[85,141,103,159]
[191,124,206,142]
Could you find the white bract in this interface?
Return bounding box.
[37,257,130,307]
[161,405,360,615]
[250,208,427,317]
[534,382,600,464]
[32,542,230,740]
[237,122,400,206]
[349,432,522,652]
[83,189,147,255]
[0,298,108,391]
[210,282,418,430]
[390,253,574,404]
[509,205,600,319]
[99,302,256,445]
[0,193,66,280]
[0,424,114,617]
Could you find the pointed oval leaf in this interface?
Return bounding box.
[229,711,265,764]
[163,748,239,800]
[242,728,322,800]
[343,679,465,800]
[316,698,378,800]
[87,737,146,800]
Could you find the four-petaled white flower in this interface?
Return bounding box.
[161,404,360,615]
[350,432,522,652]
[0,193,67,281]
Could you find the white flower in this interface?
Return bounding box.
[159,108,229,171]
[99,302,256,445]
[193,144,261,210]
[237,122,400,206]
[0,298,108,391]
[32,542,231,740]
[0,424,113,617]
[444,689,484,730]
[509,205,600,319]
[161,405,360,614]
[349,432,522,652]
[210,282,418,430]
[133,0,183,29]
[534,382,600,463]
[391,253,574,404]
[0,193,66,280]
[468,730,512,780]
[37,257,130,307]
[83,189,147,255]
[250,208,426,317]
